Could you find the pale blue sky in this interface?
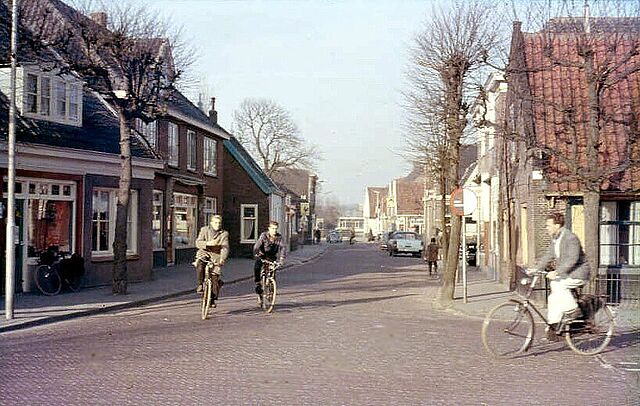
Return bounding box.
[153,0,440,205]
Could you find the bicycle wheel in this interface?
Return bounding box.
[565,305,614,355]
[482,300,534,358]
[262,277,277,313]
[201,279,212,320]
[35,265,62,296]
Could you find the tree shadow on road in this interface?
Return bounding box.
[223,293,419,316]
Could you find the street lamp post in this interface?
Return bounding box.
[5,0,19,320]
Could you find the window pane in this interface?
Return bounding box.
[27,200,73,257]
[243,206,255,218]
[55,80,66,117]
[39,77,51,116]
[152,191,163,250]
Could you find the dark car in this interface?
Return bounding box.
[380,231,393,250]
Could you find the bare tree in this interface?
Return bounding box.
[233,98,320,176]
[20,0,194,293]
[406,0,503,307]
[506,0,640,289]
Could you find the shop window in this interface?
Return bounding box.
[241,204,258,243]
[91,189,138,256]
[173,192,197,248]
[152,191,163,250]
[204,197,217,224]
[27,200,73,258]
[600,201,640,266]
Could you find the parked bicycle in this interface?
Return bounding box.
[200,257,218,320]
[481,269,615,358]
[35,250,85,296]
[258,258,279,313]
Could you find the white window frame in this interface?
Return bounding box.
[91,189,139,257]
[167,122,179,167]
[187,129,197,171]
[173,192,198,248]
[203,137,217,176]
[152,190,164,251]
[135,118,158,151]
[240,204,258,243]
[17,68,83,126]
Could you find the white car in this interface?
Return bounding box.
[388,232,423,257]
[326,230,342,243]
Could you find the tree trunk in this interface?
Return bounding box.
[113,110,132,295]
[437,213,461,307]
[439,171,449,271]
[583,190,600,294]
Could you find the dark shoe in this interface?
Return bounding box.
[196,285,203,294]
[544,327,560,342]
[210,300,216,308]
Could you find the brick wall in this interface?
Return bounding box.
[222,148,270,258]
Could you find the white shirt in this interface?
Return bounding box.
[554,228,565,258]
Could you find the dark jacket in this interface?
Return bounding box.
[253,232,287,260]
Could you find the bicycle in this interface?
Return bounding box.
[481,269,615,358]
[258,258,279,313]
[35,251,84,296]
[200,258,219,320]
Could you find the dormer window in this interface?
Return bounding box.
[5,68,84,126]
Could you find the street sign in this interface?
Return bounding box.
[450,188,477,216]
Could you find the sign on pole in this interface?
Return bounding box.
[450,188,477,304]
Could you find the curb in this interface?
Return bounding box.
[1,246,329,334]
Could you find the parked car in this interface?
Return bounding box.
[326,230,342,243]
[387,231,423,257]
[380,231,393,250]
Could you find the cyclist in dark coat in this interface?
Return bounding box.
[253,221,287,300]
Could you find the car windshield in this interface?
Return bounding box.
[394,233,417,240]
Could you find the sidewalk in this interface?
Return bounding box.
[0,243,328,333]
[447,268,639,371]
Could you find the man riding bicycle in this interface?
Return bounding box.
[253,220,286,305]
[194,215,229,307]
[532,212,591,339]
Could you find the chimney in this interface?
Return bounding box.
[209,97,218,124]
[90,12,107,28]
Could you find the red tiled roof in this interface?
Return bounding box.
[519,23,640,192]
[396,179,423,215]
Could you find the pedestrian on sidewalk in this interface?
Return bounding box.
[253,221,287,305]
[194,215,229,307]
[425,237,439,276]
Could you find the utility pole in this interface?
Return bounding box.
[5,0,19,320]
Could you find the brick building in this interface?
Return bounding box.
[222,136,285,257]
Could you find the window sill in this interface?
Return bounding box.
[204,172,218,178]
[240,240,257,244]
[187,168,197,173]
[168,163,179,169]
[91,254,140,262]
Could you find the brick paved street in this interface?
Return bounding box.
[1,244,637,405]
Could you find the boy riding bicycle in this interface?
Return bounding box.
[253,221,286,305]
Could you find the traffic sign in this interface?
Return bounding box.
[450,188,477,216]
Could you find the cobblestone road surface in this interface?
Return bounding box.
[1,244,637,405]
